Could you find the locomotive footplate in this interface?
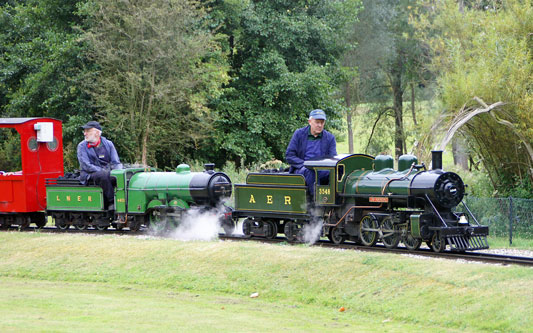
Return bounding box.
[430,225,489,251]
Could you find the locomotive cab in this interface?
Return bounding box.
[304,158,338,206]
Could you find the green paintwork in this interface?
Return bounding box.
[410,214,421,237]
[374,155,394,171]
[246,173,305,186]
[112,167,156,214]
[398,155,418,171]
[235,185,308,214]
[314,167,336,205]
[334,154,374,193]
[46,186,104,211]
[344,169,420,196]
[127,170,194,213]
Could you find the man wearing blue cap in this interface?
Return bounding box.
[285,109,337,197]
[77,121,122,210]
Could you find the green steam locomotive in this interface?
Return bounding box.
[46,164,232,231]
[231,151,488,252]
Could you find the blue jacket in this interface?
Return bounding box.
[77,136,122,184]
[285,126,337,173]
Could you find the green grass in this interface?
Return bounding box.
[488,236,533,249]
[1,232,532,332]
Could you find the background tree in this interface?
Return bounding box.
[344,0,429,159]
[205,0,361,166]
[416,0,533,197]
[82,0,229,167]
[0,0,94,170]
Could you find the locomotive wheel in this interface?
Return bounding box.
[35,220,47,229]
[284,221,298,242]
[129,222,140,232]
[359,215,379,246]
[328,227,346,245]
[431,232,446,253]
[264,220,278,239]
[75,224,87,231]
[403,233,422,251]
[95,225,108,231]
[381,217,400,249]
[148,210,166,234]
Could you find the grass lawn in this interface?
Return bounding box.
[1,232,532,332]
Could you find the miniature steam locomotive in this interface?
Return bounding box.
[230,151,488,252]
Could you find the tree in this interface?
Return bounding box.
[343,0,429,159]
[0,0,94,169]
[82,0,229,167]
[416,0,533,196]
[206,0,361,166]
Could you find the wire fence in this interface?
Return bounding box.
[461,196,533,244]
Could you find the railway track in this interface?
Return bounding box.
[2,226,532,267]
[220,235,533,267]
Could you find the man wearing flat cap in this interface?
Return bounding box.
[285,109,337,196]
[77,121,122,210]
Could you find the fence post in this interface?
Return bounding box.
[508,196,513,246]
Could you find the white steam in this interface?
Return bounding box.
[300,205,325,245]
[148,200,233,241]
[169,207,221,241]
[302,219,323,245]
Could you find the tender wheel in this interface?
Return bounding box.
[328,227,346,245]
[242,219,252,238]
[431,232,446,252]
[223,222,235,236]
[56,220,69,230]
[17,216,30,229]
[264,220,278,239]
[403,233,422,251]
[359,215,379,246]
[284,221,298,242]
[381,217,400,249]
[95,225,109,231]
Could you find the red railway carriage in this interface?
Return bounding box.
[0,118,64,227]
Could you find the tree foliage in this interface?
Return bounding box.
[81,0,229,167]
[0,0,94,170]
[342,0,429,158]
[206,0,361,166]
[416,0,533,196]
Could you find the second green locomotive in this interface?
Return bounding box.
[231,151,488,252]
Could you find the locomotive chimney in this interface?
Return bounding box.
[432,150,443,170]
[204,163,215,171]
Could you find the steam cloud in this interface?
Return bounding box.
[169,207,221,241]
[148,200,233,241]
[302,218,323,245]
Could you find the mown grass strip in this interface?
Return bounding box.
[0,232,532,332]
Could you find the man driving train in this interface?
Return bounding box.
[77,121,122,210]
[285,109,337,196]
